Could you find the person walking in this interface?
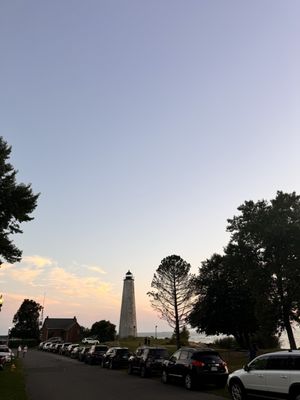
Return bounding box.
[17,345,22,358]
[23,345,28,358]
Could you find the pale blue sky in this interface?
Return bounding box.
[0,0,299,335]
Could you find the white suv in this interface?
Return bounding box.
[82,337,99,344]
[228,350,300,400]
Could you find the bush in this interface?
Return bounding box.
[213,336,238,349]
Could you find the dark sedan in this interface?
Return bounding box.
[102,347,130,369]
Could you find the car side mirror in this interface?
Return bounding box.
[244,364,250,372]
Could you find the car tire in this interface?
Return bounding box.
[184,373,194,390]
[161,370,169,384]
[128,363,133,375]
[140,366,148,378]
[229,380,246,400]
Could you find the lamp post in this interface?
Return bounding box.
[155,325,157,340]
[0,294,3,312]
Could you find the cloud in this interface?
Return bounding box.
[22,255,54,268]
[85,265,107,274]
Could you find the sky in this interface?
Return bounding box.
[0,0,299,336]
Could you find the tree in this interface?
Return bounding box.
[227,191,300,349]
[147,255,195,349]
[0,136,39,265]
[10,299,42,339]
[90,320,116,341]
[189,250,278,348]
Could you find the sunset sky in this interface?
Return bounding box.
[0,1,299,335]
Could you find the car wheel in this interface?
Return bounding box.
[229,380,246,400]
[128,363,133,375]
[161,370,169,384]
[140,366,148,378]
[184,374,194,390]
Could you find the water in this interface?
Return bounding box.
[139,329,300,349]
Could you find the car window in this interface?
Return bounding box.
[149,349,168,358]
[289,356,300,370]
[266,356,290,370]
[192,352,223,363]
[116,349,128,355]
[179,350,189,360]
[171,350,180,361]
[249,356,268,370]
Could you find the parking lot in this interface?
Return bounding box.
[22,349,227,400]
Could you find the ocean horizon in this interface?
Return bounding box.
[138,329,300,349]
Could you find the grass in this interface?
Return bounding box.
[0,359,28,400]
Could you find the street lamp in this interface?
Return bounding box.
[155,325,157,340]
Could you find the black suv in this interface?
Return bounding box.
[102,347,130,369]
[85,344,109,365]
[128,346,169,377]
[162,347,228,390]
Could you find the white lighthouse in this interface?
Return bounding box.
[119,270,137,338]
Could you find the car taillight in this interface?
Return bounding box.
[192,360,205,367]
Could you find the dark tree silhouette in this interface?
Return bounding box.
[148,255,195,349]
[11,299,42,339]
[0,136,39,265]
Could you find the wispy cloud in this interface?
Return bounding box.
[22,255,54,268]
[85,265,106,274]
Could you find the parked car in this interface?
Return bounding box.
[0,355,5,370]
[70,346,84,359]
[228,350,300,400]
[78,346,91,362]
[53,343,63,353]
[85,345,109,365]
[161,347,228,390]
[59,342,72,355]
[0,345,14,363]
[102,347,130,369]
[128,346,169,377]
[82,337,100,344]
[42,342,53,351]
[65,344,79,357]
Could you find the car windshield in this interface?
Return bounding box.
[192,352,223,363]
[0,347,9,352]
[116,349,129,355]
[95,346,108,351]
[149,349,168,358]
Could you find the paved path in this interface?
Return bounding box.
[22,349,227,400]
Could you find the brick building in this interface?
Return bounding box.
[40,317,81,342]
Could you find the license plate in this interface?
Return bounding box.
[211,366,218,371]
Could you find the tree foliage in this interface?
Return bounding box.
[11,299,42,339]
[0,136,39,265]
[148,255,195,349]
[190,191,300,349]
[227,191,300,349]
[90,320,116,342]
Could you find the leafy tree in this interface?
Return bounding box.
[147,255,195,349]
[10,299,42,339]
[0,136,39,265]
[170,325,190,346]
[227,191,300,349]
[90,320,116,342]
[189,250,278,348]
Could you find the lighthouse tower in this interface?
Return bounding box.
[119,270,137,338]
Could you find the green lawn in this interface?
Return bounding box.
[0,359,28,400]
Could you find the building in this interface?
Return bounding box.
[40,316,81,342]
[119,270,137,338]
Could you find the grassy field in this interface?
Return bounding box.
[0,359,28,400]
